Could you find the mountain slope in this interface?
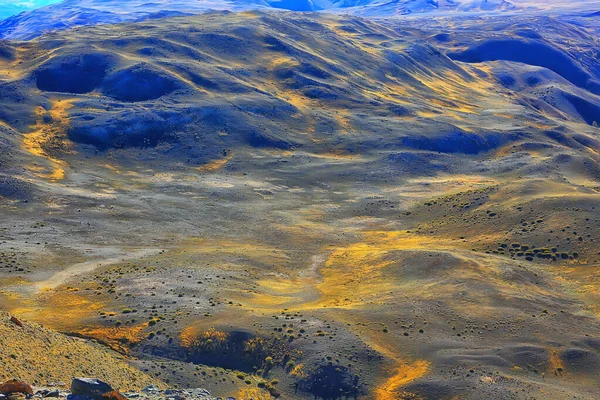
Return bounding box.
[0,0,60,20]
[0,313,160,390]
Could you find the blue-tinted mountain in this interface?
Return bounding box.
[0,0,518,40]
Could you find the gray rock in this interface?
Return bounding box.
[70,378,113,398]
[188,389,210,397]
[33,382,217,400]
[43,383,66,390]
[141,386,160,394]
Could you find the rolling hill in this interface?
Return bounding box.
[3,0,599,41]
[2,8,600,399]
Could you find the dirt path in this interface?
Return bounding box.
[32,248,163,292]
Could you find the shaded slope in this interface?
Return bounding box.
[427,15,600,128]
[35,53,113,94]
[448,38,596,92]
[483,61,600,126]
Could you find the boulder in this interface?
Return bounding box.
[141,386,159,394]
[0,381,33,396]
[70,379,114,398]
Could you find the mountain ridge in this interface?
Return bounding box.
[0,0,539,41]
[3,0,599,41]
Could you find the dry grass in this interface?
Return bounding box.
[0,312,160,390]
[22,99,74,181]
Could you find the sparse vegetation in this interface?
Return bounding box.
[1,7,600,400]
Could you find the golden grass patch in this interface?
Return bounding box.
[196,153,235,172]
[374,360,430,400]
[236,387,274,400]
[74,322,150,354]
[6,291,105,331]
[22,99,74,181]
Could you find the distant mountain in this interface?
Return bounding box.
[0,0,512,40]
[334,0,517,16]
[0,0,60,20]
[0,0,597,40]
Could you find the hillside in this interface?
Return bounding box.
[1,9,600,400]
[0,312,160,390]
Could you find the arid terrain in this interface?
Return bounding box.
[1,4,600,400]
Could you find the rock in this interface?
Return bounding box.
[141,386,159,394]
[48,383,66,388]
[100,391,127,400]
[0,380,33,396]
[188,389,211,397]
[70,379,114,398]
[9,317,23,327]
[35,381,216,400]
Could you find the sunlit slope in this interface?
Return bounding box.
[0,312,160,390]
